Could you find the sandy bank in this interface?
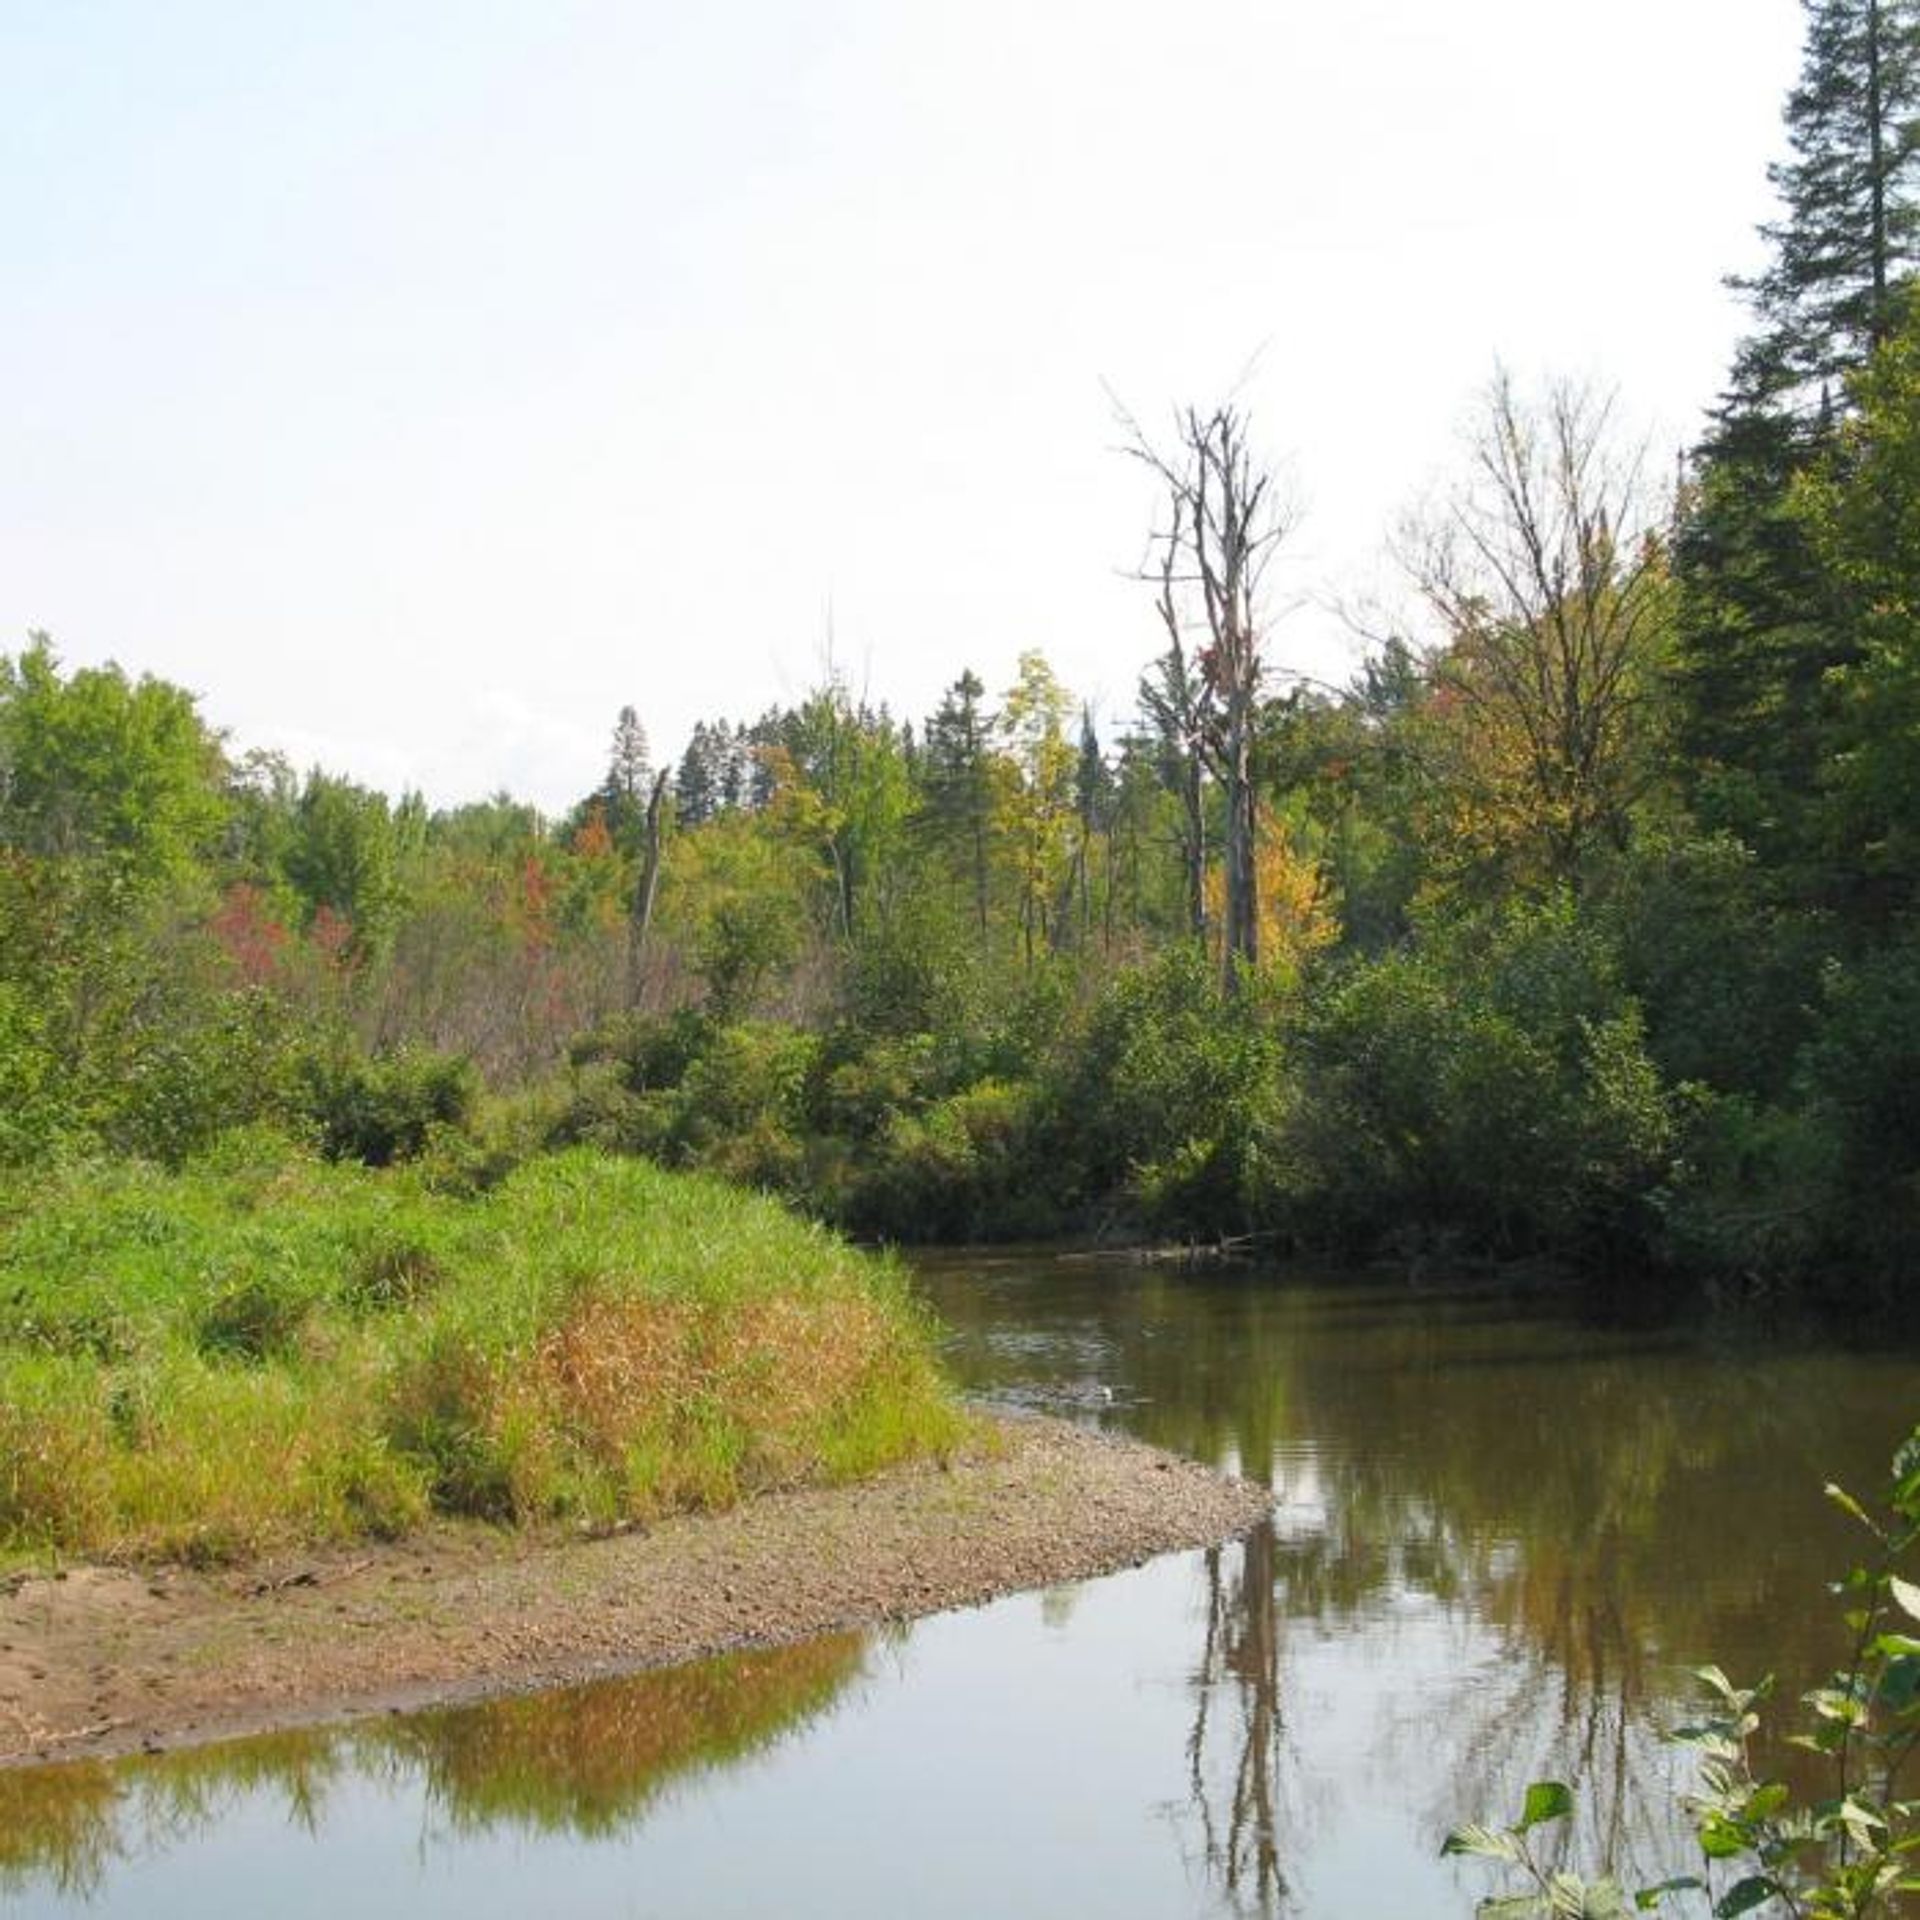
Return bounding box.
[0,1415,1269,1768]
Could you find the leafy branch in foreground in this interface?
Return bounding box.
[1446,1424,1920,1918]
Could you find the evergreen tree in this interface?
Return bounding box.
[920,671,997,939]
[1740,0,1920,400]
[675,723,718,827]
[1675,0,1920,886]
[1794,289,1920,911]
[1139,639,1211,946]
[600,705,651,850]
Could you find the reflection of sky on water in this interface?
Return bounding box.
[5,1258,1911,1917]
[9,1554,1522,1919]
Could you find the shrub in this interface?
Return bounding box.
[296,1045,477,1167]
[668,1023,817,1181]
[0,983,73,1166]
[1286,896,1679,1260]
[1041,944,1288,1236]
[848,1079,1053,1242]
[568,1010,711,1094]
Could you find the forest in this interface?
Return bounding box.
[5,0,1919,1321]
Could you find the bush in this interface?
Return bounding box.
[296,1045,477,1167]
[1593,830,1825,1099]
[1286,896,1679,1260]
[568,1009,712,1094]
[1040,944,1288,1236]
[847,1079,1054,1242]
[0,983,74,1166]
[1654,927,1920,1310]
[102,983,309,1165]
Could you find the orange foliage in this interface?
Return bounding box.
[207,882,289,986]
[1202,803,1336,980]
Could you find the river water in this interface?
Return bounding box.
[2,1255,1912,1918]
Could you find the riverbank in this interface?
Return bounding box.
[0,1148,965,1564]
[0,1413,1269,1768]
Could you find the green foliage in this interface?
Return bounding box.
[2,10,1918,1311]
[1655,928,1920,1304]
[296,1046,477,1168]
[1593,830,1824,1100]
[570,1009,713,1093]
[1450,1426,1920,1918]
[282,771,405,960]
[696,892,801,1021]
[1287,899,1678,1259]
[1443,1780,1647,1919]
[671,1023,818,1188]
[841,1079,1054,1243]
[0,981,73,1165]
[0,1144,962,1560]
[1042,943,1288,1235]
[0,635,227,885]
[1793,292,1920,905]
[1740,0,1920,396]
[1675,0,1920,896]
[1793,933,1920,1285]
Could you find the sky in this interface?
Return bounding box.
[2,0,1808,816]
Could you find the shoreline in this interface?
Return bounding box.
[0,1414,1270,1769]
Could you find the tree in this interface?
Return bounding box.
[0,634,227,886]
[625,769,672,1006]
[1740,0,1920,400]
[1066,705,1113,945]
[590,705,652,853]
[1128,404,1294,986]
[995,651,1077,966]
[760,683,913,943]
[1406,371,1671,892]
[674,723,720,827]
[1138,636,1211,947]
[1793,289,1920,905]
[921,671,998,940]
[1675,0,1920,876]
[282,771,404,960]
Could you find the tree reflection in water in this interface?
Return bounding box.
[918,1254,1919,1909]
[1185,1520,1289,1916]
[0,1634,867,1900]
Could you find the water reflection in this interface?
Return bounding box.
[921,1255,1918,1897]
[0,1634,866,1900]
[5,1259,1912,1917]
[1186,1525,1287,1915]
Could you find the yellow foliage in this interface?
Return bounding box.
[1202,803,1337,982]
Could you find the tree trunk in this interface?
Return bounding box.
[625,770,670,1009]
[1222,719,1258,989]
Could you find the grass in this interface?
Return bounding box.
[0,1136,964,1563]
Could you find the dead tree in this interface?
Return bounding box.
[1139,583,1212,949]
[1128,403,1294,989]
[625,769,671,1009]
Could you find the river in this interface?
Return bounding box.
[2,1255,1912,1917]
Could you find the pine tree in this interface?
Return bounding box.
[920,671,997,939]
[597,704,651,852]
[674,723,718,827]
[1740,0,1920,400]
[1675,0,1920,883]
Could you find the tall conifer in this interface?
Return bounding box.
[1675,0,1920,880]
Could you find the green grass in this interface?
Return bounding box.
[0,1137,964,1562]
